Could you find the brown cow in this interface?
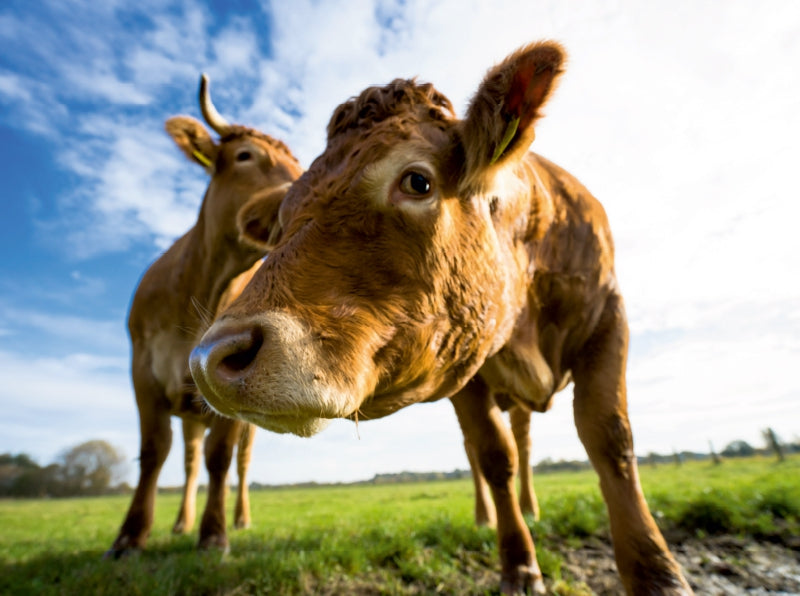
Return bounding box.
[106,76,303,557]
[190,42,693,594]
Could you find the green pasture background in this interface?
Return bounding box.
[2,455,798,595]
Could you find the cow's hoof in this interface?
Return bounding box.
[103,546,141,560]
[233,519,251,530]
[172,520,189,534]
[500,565,546,595]
[198,534,230,555]
[475,512,497,529]
[629,576,694,596]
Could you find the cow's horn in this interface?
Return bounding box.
[199,73,231,135]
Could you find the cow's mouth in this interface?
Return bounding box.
[197,383,334,438]
[236,409,331,437]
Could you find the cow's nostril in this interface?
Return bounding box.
[218,326,264,375]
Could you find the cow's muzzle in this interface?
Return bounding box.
[189,312,351,437]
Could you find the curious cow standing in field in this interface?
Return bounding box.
[106,76,303,557]
[190,42,693,594]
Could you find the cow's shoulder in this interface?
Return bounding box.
[128,229,197,340]
[519,153,620,381]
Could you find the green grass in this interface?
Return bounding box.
[1,455,797,595]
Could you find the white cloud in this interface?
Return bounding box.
[0,1,228,257]
[212,19,259,74]
[0,349,136,468]
[0,71,31,102]
[0,304,127,354]
[46,114,207,257]
[69,270,107,297]
[627,328,800,457]
[0,68,68,137]
[61,65,153,106]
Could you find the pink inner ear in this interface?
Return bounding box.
[506,61,537,117]
[506,59,555,133]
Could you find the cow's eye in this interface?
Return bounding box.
[236,149,252,162]
[399,171,432,196]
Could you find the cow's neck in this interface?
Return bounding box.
[185,211,258,318]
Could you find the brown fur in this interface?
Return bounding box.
[191,41,692,594]
[106,104,302,556]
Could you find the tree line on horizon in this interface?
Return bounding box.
[0,440,129,498]
[2,430,797,498]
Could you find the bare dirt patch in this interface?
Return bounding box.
[559,535,800,595]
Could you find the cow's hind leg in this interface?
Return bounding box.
[172,417,205,534]
[106,354,172,557]
[509,405,539,521]
[458,400,497,527]
[572,294,692,595]
[198,415,241,551]
[451,379,544,595]
[234,423,254,530]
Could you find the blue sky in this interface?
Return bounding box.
[1,0,799,487]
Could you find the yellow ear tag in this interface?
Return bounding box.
[192,150,212,168]
[490,116,521,165]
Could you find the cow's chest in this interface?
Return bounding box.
[478,332,568,412]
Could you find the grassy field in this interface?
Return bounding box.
[1,455,797,595]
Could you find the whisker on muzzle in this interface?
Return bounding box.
[190,295,214,331]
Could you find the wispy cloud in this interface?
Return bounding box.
[0,1,272,259]
[0,349,136,466]
[48,114,207,256]
[0,304,127,355]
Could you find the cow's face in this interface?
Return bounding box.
[207,130,302,235]
[190,42,565,436]
[166,117,303,252]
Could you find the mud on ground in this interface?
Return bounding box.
[559,534,800,595]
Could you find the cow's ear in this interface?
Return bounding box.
[461,41,565,189]
[236,183,290,250]
[165,116,219,172]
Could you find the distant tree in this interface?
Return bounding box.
[57,440,128,496]
[0,453,39,468]
[762,427,785,462]
[709,440,722,465]
[0,452,42,495]
[8,464,62,498]
[721,440,755,458]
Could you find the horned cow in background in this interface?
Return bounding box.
[106,75,303,557]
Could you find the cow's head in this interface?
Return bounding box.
[166,75,302,258]
[190,42,565,437]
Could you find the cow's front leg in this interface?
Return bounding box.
[106,365,172,557]
[451,379,544,595]
[173,417,205,534]
[572,294,693,595]
[198,415,241,551]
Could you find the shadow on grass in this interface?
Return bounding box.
[1,520,514,596]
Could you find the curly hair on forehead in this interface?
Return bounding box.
[326,78,456,140]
